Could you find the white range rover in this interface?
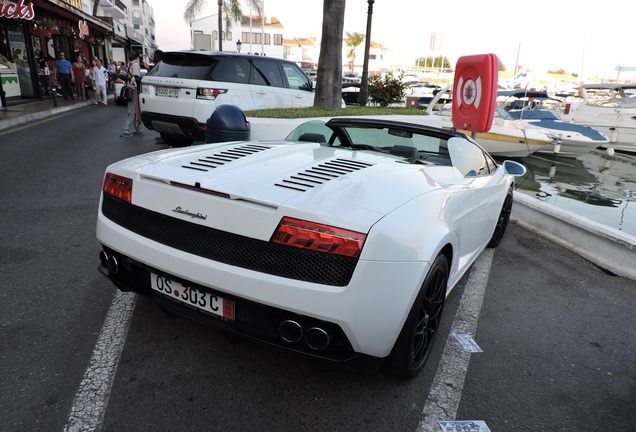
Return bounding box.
[140,51,316,146]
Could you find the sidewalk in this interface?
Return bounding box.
[0,94,113,132]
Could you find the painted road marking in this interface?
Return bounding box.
[417,248,494,432]
[63,291,137,432]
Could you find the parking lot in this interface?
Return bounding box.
[1,101,634,432]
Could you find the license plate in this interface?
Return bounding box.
[156,87,178,98]
[150,273,234,320]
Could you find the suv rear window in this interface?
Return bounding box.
[210,58,250,84]
[146,53,312,91]
[146,53,216,80]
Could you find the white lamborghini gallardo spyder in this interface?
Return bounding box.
[96,116,526,378]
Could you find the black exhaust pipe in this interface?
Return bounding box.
[99,251,120,275]
[304,327,330,350]
[279,320,303,343]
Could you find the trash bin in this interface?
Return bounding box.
[205,104,250,143]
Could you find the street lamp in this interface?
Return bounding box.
[358,0,374,106]
[236,39,242,53]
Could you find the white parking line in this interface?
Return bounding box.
[417,249,495,432]
[63,291,137,432]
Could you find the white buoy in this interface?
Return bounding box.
[606,147,615,157]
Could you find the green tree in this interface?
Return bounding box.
[414,56,451,69]
[344,32,365,74]
[184,0,263,52]
[367,71,408,107]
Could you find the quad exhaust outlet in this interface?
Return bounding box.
[99,251,120,275]
[278,320,331,350]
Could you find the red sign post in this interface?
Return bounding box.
[452,54,499,133]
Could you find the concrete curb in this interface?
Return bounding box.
[0,95,114,132]
[512,192,636,282]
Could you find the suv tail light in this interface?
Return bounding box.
[197,88,228,100]
[103,173,133,203]
[271,217,366,258]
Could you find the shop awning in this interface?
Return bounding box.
[31,0,113,34]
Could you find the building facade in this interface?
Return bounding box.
[0,0,157,107]
[190,14,285,59]
[188,13,388,78]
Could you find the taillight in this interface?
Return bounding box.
[103,173,133,203]
[197,88,228,100]
[271,217,366,258]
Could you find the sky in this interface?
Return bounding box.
[152,0,636,81]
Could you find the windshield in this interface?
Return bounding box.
[284,119,499,176]
[285,120,456,166]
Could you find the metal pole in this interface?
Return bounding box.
[217,0,223,51]
[261,0,265,55]
[0,75,6,109]
[358,0,374,106]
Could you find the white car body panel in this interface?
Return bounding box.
[97,143,512,357]
[96,119,522,364]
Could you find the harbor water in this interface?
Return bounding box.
[509,149,636,237]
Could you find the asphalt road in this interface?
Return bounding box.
[0,104,634,432]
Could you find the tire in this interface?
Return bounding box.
[160,132,194,148]
[386,253,448,379]
[487,186,513,248]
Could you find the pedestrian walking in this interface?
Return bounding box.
[91,58,108,105]
[107,59,117,91]
[120,51,144,138]
[54,52,73,100]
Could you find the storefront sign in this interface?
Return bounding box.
[78,20,89,38]
[0,0,35,20]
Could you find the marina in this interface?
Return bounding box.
[512,148,636,236]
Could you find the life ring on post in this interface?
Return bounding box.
[452,54,499,133]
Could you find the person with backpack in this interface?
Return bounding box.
[120,51,144,138]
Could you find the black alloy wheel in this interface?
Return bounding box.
[487,186,514,248]
[386,253,448,379]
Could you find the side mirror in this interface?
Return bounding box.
[502,160,527,176]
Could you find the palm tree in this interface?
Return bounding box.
[314,0,346,109]
[184,0,263,51]
[344,32,365,75]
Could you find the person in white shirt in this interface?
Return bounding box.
[91,58,108,106]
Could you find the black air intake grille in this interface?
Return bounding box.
[275,158,374,191]
[182,144,272,171]
[101,194,357,286]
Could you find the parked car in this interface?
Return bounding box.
[96,117,526,378]
[138,51,316,146]
[342,82,362,106]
